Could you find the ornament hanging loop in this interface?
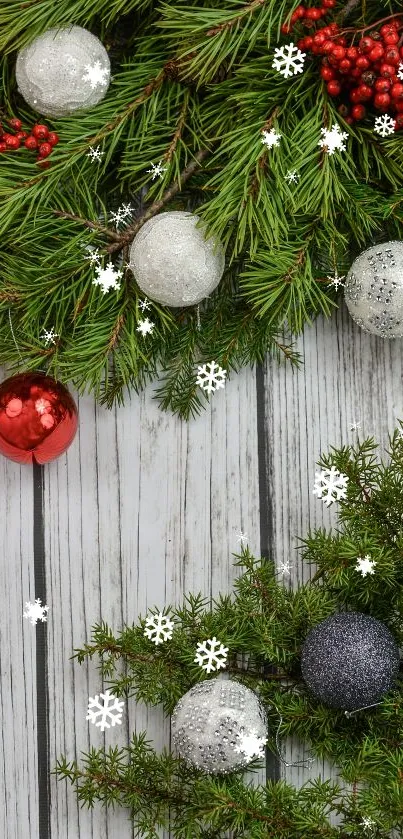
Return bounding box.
[268,702,315,769]
[344,701,382,718]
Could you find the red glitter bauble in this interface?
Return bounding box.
[0,372,78,464]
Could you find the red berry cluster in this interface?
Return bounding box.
[281,0,336,34]
[283,8,403,128]
[0,118,59,164]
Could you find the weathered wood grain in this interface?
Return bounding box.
[0,446,37,838]
[43,365,260,837]
[262,301,403,788]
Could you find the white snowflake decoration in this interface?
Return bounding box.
[318,124,348,155]
[86,690,125,732]
[350,419,361,432]
[23,599,49,626]
[398,63,403,81]
[196,360,227,394]
[278,560,292,576]
[82,60,109,90]
[147,160,168,180]
[284,169,299,184]
[234,730,267,760]
[84,247,101,265]
[136,317,155,337]
[327,271,346,290]
[313,466,349,507]
[194,637,229,673]
[93,260,123,294]
[374,114,396,138]
[41,327,58,346]
[361,816,376,832]
[144,611,174,645]
[272,43,306,79]
[261,128,282,149]
[236,530,248,544]
[109,204,133,228]
[139,297,150,312]
[355,555,377,577]
[87,145,104,163]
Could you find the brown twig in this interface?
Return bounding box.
[164,91,190,163]
[337,0,361,23]
[53,210,121,242]
[106,147,210,254]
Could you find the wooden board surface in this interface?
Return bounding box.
[1,299,403,836]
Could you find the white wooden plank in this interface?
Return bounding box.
[263,301,403,792]
[44,364,261,837]
[0,447,37,838]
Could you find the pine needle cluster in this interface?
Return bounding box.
[56,432,403,837]
[0,0,402,415]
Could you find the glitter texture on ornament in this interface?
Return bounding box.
[16,26,111,118]
[171,678,268,774]
[129,212,225,307]
[301,611,400,711]
[344,242,403,338]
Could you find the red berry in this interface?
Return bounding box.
[336,36,347,46]
[24,135,38,150]
[332,45,346,60]
[322,0,336,6]
[16,131,28,140]
[383,31,399,45]
[384,46,400,65]
[356,84,373,101]
[345,116,354,124]
[356,56,370,70]
[313,32,326,46]
[394,113,403,130]
[350,88,361,103]
[47,132,59,146]
[391,82,403,99]
[4,134,20,149]
[329,22,339,33]
[281,23,292,34]
[395,99,403,112]
[0,142,7,152]
[346,46,358,60]
[304,35,313,48]
[37,142,52,158]
[375,77,391,92]
[327,79,341,96]
[32,124,49,140]
[294,5,306,17]
[359,36,374,54]
[339,58,352,73]
[350,67,362,78]
[320,64,336,80]
[8,117,22,130]
[380,63,396,78]
[380,24,397,36]
[351,104,366,119]
[321,26,332,36]
[368,45,384,62]
[305,7,322,19]
[374,91,391,109]
[322,39,335,53]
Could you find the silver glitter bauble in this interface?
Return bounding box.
[301,612,400,712]
[344,241,403,338]
[129,211,225,307]
[171,678,268,774]
[16,26,111,118]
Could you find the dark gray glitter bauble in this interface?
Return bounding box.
[301,611,400,711]
[171,678,268,774]
[16,26,110,118]
[128,211,225,307]
[344,241,403,338]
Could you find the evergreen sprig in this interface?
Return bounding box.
[58,433,403,836]
[0,1,403,415]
